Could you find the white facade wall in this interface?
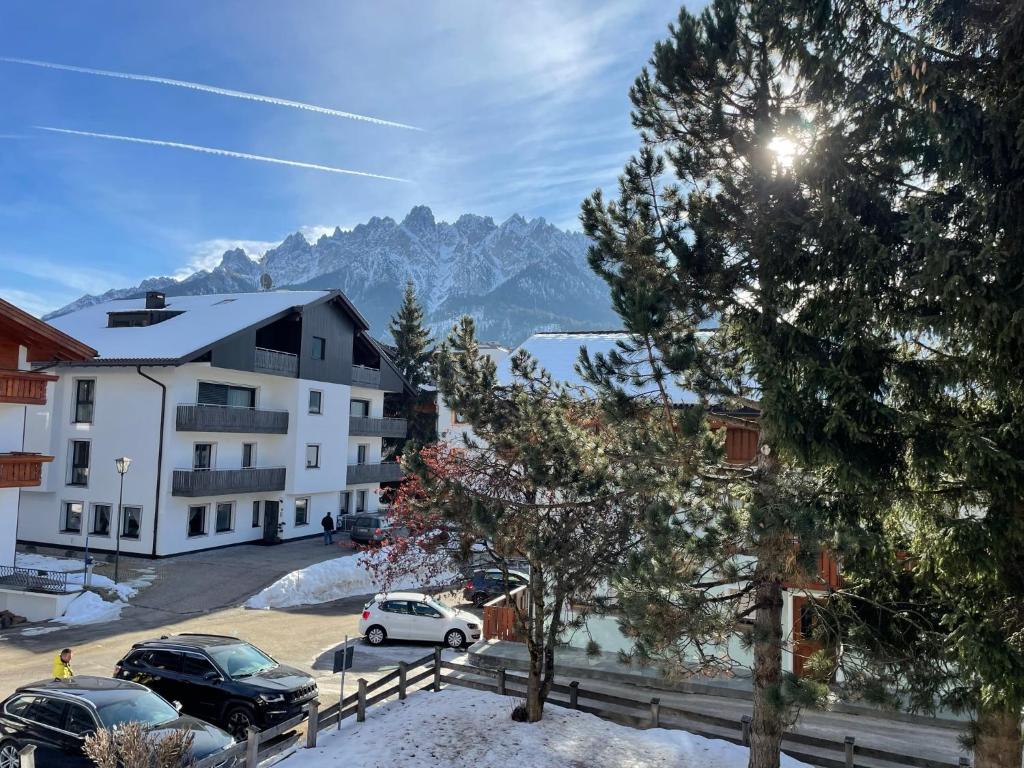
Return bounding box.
[0,343,29,565]
[19,361,375,556]
[346,385,385,515]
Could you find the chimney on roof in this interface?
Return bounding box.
[145,291,166,309]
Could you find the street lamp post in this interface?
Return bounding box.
[113,456,132,583]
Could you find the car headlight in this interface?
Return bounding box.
[466,623,479,630]
[258,693,286,704]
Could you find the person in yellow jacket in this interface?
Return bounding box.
[52,648,74,680]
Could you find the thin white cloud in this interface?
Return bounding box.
[2,56,422,131]
[0,287,69,317]
[0,254,131,296]
[175,238,276,279]
[36,126,410,183]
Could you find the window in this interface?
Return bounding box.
[66,703,97,736]
[349,399,370,417]
[193,443,214,470]
[73,379,95,423]
[215,502,234,533]
[62,501,83,533]
[306,444,320,469]
[356,444,368,465]
[380,600,411,614]
[412,602,443,618]
[311,336,326,360]
[182,653,218,679]
[308,390,323,414]
[241,443,256,469]
[121,506,142,539]
[339,491,351,516]
[799,603,815,639]
[24,696,66,729]
[187,505,207,537]
[252,501,261,528]
[91,503,111,536]
[143,650,180,671]
[197,382,256,408]
[68,440,90,486]
[356,490,367,514]
[294,498,309,526]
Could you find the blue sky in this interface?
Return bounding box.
[0,1,683,315]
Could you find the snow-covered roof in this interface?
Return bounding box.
[46,291,336,362]
[497,332,698,404]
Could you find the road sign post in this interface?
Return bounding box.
[333,636,355,730]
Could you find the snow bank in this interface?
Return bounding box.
[55,591,127,626]
[284,687,810,768]
[245,549,456,610]
[15,552,155,600]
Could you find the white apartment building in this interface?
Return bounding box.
[436,342,510,444]
[19,290,411,557]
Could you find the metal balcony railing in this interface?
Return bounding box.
[171,467,287,497]
[255,347,298,377]
[348,416,408,438]
[0,565,73,594]
[346,461,404,485]
[176,404,289,434]
[351,365,382,388]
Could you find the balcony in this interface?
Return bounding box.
[347,461,403,485]
[171,466,286,497]
[255,347,298,378]
[176,404,289,434]
[351,365,381,388]
[0,370,57,405]
[0,453,53,488]
[349,416,408,438]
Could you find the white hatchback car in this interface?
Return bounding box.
[359,592,482,649]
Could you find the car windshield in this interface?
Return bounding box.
[207,643,277,678]
[93,690,179,728]
[424,596,452,616]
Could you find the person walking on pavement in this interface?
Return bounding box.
[321,512,335,545]
[52,648,74,680]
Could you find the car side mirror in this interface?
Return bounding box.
[203,671,222,683]
[172,700,183,712]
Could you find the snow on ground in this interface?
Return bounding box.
[245,548,456,610]
[284,687,810,768]
[53,591,127,626]
[15,552,157,600]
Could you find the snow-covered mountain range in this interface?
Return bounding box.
[48,206,617,346]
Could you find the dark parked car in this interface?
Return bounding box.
[0,676,235,768]
[462,569,529,607]
[114,634,317,740]
[349,514,395,545]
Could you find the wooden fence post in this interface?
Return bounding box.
[844,735,855,768]
[433,647,442,691]
[398,662,408,700]
[245,726,259,768]
[17,744,35,768]
[650,697,661,728]
[569,681,579,710]
[306,700,319,749]
[497,668,506,696]
[357,678,367,722]
[741,715,752,746]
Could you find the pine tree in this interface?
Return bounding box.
[387,280,437,445]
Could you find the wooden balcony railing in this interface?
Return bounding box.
[255,347,298,377]
[348,416,408,438]
[0,453,53,488]
[176,404,289,434]
[0,369,57,405]
[346,461,403,485]
[172,467,287,497]
[351,365,382,388]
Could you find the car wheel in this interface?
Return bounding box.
[445,629,466,649]
[0,740,21,768]
[472,592,489,608]
[224,704,258,741]
[365,625,387,646]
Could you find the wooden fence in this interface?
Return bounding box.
[17,649,971,768]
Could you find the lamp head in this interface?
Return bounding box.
[115,456,132,475]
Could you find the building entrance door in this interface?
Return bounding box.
[262,501,281,544]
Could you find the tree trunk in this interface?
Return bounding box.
[525,568,546,722]
[974,703,1022,768]
[748,576,785,768]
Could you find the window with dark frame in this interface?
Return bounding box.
[356,489,367,514]
[349,399,369,417]
[252,501,261,528]
[61,501,83,533]
[91,503,111,536]
[294,497,309,526]
[215,502,233,533]
[193,443,213,470]
[241,443,256,469]
[306,444,320,469]
[197,382,256,408]
[308,390,322,414]
[121,506,142,539]
[312,336,326,360]
[340,491,351,516]
[73,379,95,423]
[356,444,368,465]
[68,440,90,485]
[187,505,207,537]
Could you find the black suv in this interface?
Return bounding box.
[0,676,235,768]
[462,569,529,607]
[114,634,317,740]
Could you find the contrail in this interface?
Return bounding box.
[37,126,409,183]
[3,56,421,131]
